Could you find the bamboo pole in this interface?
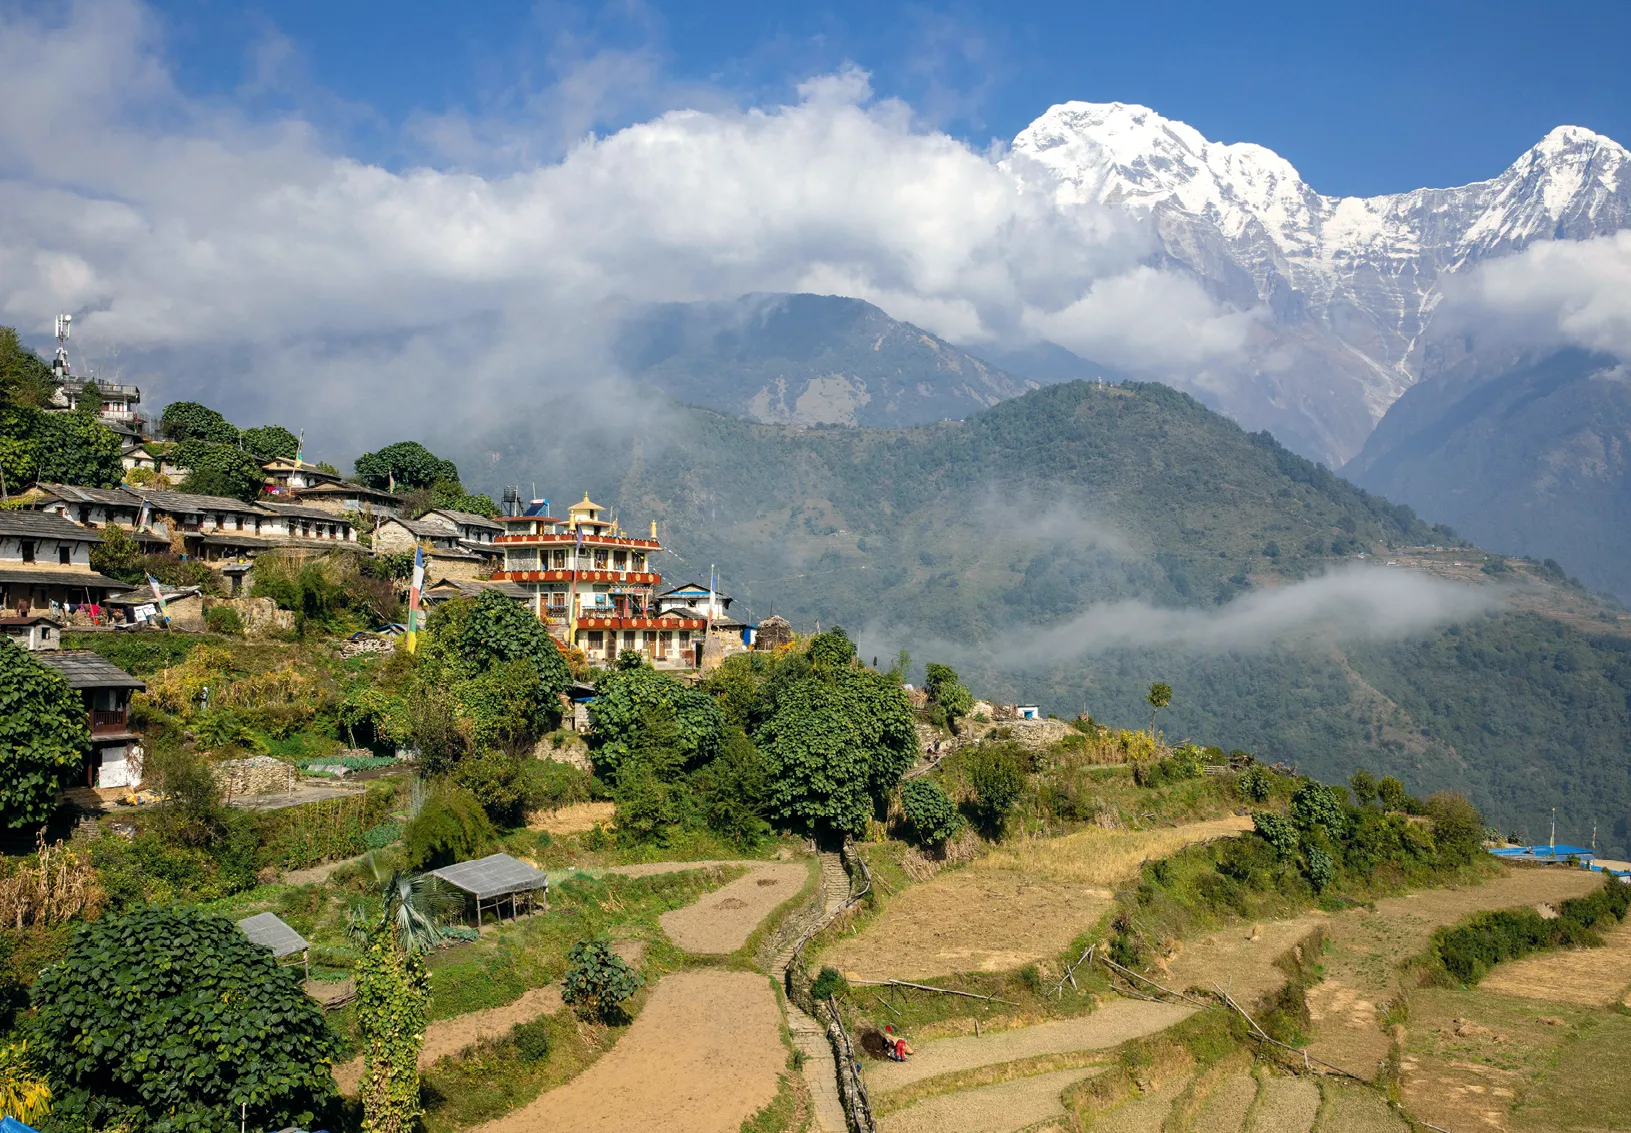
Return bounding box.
[848,978,1020,1006]
[1097,954,1209,1008]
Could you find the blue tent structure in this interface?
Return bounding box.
[2,1116,41,1133]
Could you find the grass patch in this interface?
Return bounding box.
[738,1068,811,1133]
[419,1011,621,1132]
[978,815,1252,886]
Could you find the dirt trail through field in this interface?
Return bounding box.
[333,985,564,1094]
[822,816,1251,981]
[1481,918,1631,1006]
[865,998,1192,1093]
[878,1067,1098,1133]
[475,970,784,1133]
[658,861,810,954]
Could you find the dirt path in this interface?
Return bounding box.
[864,998,1193,1093]
[475,970,784,1133]
[820,817,1250,981]
[603,858,767,878]
[334,986,563,1094]
[658,861,810,954]
[877,1066,1099,1133]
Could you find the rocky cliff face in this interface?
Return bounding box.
[1006,103,1631,462]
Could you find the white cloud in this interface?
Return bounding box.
[0,0,1247,450]
[1436,231,1631,358]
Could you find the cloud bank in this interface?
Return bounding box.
[1434,231,1631,359]
[0,0,1256,453]
[874,565,1498,673]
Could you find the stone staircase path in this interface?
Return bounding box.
[770,850,853,1133]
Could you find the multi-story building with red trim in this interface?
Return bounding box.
[490,494,708,669]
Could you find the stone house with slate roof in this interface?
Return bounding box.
[33,649,147,789]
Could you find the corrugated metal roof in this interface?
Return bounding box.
[238,912,310,958]
[33,650,146,690]
[430,853,548,900]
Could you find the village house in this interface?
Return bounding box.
[261,456,342,494]
[373,515,492,580]
[490,494,707,668]
[421,577,533,606]
[291,478,403,518]
[1,613,62,650]
[33,650,147,789]
[0,510,128,612]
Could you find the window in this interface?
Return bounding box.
[622,631,635,650]
[550,591,566,608]
[234,516,243,531]
[632,553,646,572]
[614,550,627,570]
[587,631,604,650]
[552,549,566,568]
[20,540,34,563]
[594,549,609,569]
[58,545,71,565]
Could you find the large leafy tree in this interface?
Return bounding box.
[30,905,340,1132]
[756,628,916,835]
[175,440,264,501]
[159,400,239,444]
[240,424,300,461]
[923,661,973,725]
[0,326,56,409]
[354,441,458,491]
[590,659,724,779]
[453,589,571,709]
[0,405,123,490]
[0,641,90,829]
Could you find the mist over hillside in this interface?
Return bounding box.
[457,381,1631,855]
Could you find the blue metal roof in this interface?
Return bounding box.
[1489,844,1594,863]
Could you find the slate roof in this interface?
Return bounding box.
[430,853,548,901]
[428,508,501,531]
[128,488,269,515]
[33,650,146,690]
[30,484,144,507]
[261,502,348,521]
[423,578,532,601]
[0,568,129,590]
[0,510,105,541]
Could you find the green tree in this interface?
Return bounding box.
[159,400,239,444]
[1252,810,1298,858]
[176,440,264,501]
[0,641,91,829]
[0,326,56,409]
[590,661,723,780]
[561,939,644,1024]
[1290,781,1347,840]
[1426,791,1485,865]
[430,478,498,516]
[923,661,974,727]
[756,630,916,835]
[900,778,961,847]
[692,727,772,848]
[967,744,1025,838]
[1348,768,1378,806]
[452,589,571,719]
[1145,681,1172,738]
[240,424,300,461]
[1377,775,1409,812]
[354,441,458,491]
[403,783,495,869]
[352,861,457,1133]
[30,905,339,1132]
[89,522,143,583]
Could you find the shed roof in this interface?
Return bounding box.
[430,853,548,900]
[238,912,310,958]
[0,510,104,541]
[33,650,146,690]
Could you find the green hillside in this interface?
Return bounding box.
[468,381,1631,854]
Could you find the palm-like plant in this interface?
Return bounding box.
[349,853,459,955]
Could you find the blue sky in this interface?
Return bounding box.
[147,0,1631,195]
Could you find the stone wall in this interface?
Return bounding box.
[211,755,298,798]
[204,596,295,638]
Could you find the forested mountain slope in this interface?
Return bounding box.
[1346,348,1631,602]
[467,381,1631,854]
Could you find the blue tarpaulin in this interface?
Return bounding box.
[2,1116,41,1133]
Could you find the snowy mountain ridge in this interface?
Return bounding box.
[1004,103,1631,461]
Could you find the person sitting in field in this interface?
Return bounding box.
[883,1025,913,1061]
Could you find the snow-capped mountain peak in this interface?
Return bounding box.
[1006,102,1631,464]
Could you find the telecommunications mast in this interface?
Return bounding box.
[52,313,72,383]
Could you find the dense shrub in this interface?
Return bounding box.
[1252,811,1299,858]
[561,939,644,1024]
[810,966,849,1000]
[1238,763,1272,802]
[204,605,244,635]
[512,1018,553,1063]
[403,784,495,869]
[900,779,961,847]
[1290,782,1347,840]
[1433,876,1631,984]
[967,743,1026,838]
[1134,744,1204,788]
[0,640,92,829]
[30,905,338,1131]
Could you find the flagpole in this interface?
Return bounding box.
[405,546,424,653]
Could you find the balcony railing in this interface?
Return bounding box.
[90,709,128,734]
